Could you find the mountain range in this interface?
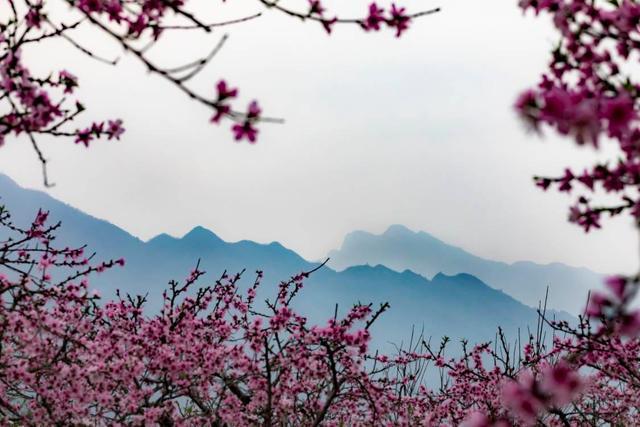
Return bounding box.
[0,174,578,353]
[328,225,603,315]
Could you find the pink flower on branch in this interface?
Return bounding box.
[517,0,640,231]
[362,3,385,31]
[388,3,411,37]
[232,100,261,143]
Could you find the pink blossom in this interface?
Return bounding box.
[388,4,411,37]
[362,3,385,31]
[605,275,628,300]
[106,119,125,140]
[74,128,93,147]
[502,370,544,424]
[25,5,43,29]
[321,17,338,34]
[619,311,640,337]
[232,101,261,143]
[602,94,636,138]
[586,292,612,317]
[308,0,325,16]
[58,70,78,94]
[539,361,583,405]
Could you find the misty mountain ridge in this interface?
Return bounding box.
[328,224,603,315]
[0,174,573,353]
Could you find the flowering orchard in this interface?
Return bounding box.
[3,0,640,425]
[0,207,592,425]
[0,0,439,186]
[1,210,638,426]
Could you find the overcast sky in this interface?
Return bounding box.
[1,0,637,274]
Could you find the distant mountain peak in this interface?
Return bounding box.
[433,272,486,286]
[343,225,446,246]
[384,224,413,235]
[341,263,399,277]
[145,226,224,249]
[146,233,175,244]
[328,224,602,315]
[182,226,223,243]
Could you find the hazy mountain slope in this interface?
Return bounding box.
[306,266,562,351]
[0,175,571,352]
[0,174,144,259]
[328,224,602,315]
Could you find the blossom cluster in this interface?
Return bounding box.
[515,0,640,231]
[0,47,124,146]
[502,1,640,424]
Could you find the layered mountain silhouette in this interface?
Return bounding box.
[328,225,603,315]
[0,174,572,352]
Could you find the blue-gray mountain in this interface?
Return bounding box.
[328,225,603,315]
[0,174,572,353]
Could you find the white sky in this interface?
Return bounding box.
[1,0,638,274]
